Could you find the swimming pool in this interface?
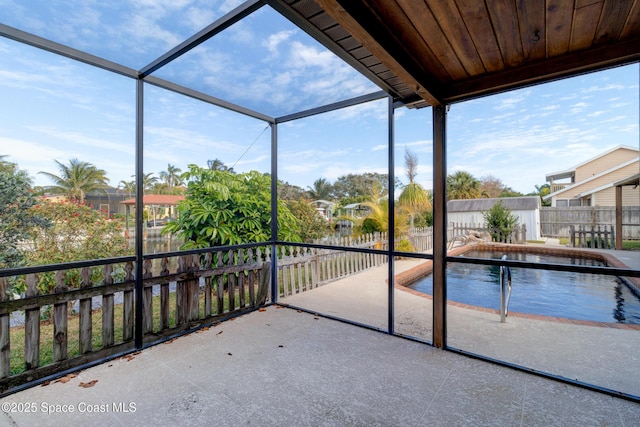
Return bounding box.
[407,249,640,324]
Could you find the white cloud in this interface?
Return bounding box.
[25,126,131,155]
[185,7,218,30]
[219,0,246,14]
[581,83,625,93]
[494,93,528,110]
[263,30,296,53]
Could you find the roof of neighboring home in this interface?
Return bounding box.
[544,157,639,200]
[614,173,640,187]
[447,196,540,213]
[120,195,185,206]
[343,203,363,209]
[312,200,334,206]
[545,145,639,182]
[575,173,639,198]
[578,172,640,198]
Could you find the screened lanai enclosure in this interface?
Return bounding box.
[0,0,639,402]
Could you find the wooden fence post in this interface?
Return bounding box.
[142,259,153,333]
[216,251,224,315]
[78,268,92,355]
[188,254,200,321]
[610,225,615,250]
[227,250,236,312]
[256,261,270,306]
[238,249,246,308]
[176,256,188,324]
[53,270,69,362]
[0,277,11,378]
[24,274,40,368]
[102,264,115,347]
[247,249,256,306]
[289,246,297,295]
[204,252,213,316]
[160,257,170,330]
[123,261,135,340]
[569,225,575,247]
[311,248,318,288]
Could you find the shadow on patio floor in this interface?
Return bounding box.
[1,306,638,426]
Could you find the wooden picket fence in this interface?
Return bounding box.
[0,230,431,393]
[569,225,615,249]
[0,247,272,394]
[279,233,387,296]
[448,222,527,244]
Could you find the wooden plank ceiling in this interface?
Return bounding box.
[276,0,640,108]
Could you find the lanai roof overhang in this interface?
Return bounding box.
[277,0,640,108]
[2,1,638,115]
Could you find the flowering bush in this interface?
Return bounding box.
[21,199,132,293]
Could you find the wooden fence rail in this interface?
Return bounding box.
[569,225,615,249]
[448,222,527,244]
[0,227,506,393]
[0,247,273,393]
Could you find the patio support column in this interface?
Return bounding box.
[432,105,447,348]
[270,122,279,304]
[387,96,395,334]
[134,78,144,349]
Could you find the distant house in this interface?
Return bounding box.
[544,145,639,207]
[85,187,129,218]
[311,200,334,221]
[447,196,541,241]
[120,194,185,227]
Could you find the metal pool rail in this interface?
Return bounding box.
[500,254,512,323]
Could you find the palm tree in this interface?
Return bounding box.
[117,179,136,197]
[39,159,109,203]
[353,187,410,245]
[159,163,183,191]
[137,173,158,193]
[307,178,333,201]
[446,170,481,200]
[207,159,234,173]
[398,148,432,227]
[0,155,19,175]
[151,182,171,195]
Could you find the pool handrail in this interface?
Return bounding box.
[500,254,512,323]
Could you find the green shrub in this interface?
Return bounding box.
[483,201,518,242]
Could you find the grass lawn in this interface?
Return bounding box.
[557,237,639,250]
[8,289,248,376]
[623,241,640,250]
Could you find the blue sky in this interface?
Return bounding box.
[0,0,638,195]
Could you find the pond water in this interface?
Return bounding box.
[408,250,640,324]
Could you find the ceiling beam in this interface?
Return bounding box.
[443,37,640,103]
[315,0,445,106]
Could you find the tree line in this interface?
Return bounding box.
[1,151,550,279]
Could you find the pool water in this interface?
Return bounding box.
[408,250,640,324]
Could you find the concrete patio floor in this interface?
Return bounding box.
[1,306,639,427]
[281,257,640,398]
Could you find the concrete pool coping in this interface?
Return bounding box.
[392,242,640,330]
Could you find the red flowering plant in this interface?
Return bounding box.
[22,199,132,294]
